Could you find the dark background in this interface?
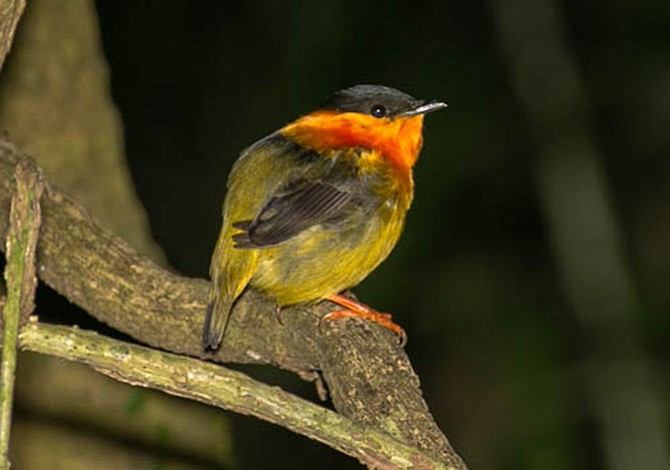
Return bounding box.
[92,1,670,469]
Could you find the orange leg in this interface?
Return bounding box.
[322,293,407,346]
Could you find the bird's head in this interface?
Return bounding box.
[281,85,446,170]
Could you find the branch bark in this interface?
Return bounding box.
[0,139,468,469]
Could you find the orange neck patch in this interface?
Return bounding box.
[280,110,425,171]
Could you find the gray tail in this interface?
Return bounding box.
[202,299,232,350]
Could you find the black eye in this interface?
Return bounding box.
[370,104,387,118]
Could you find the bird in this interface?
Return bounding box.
[203,84,446,350]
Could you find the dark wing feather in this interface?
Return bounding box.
[232,182,353,248]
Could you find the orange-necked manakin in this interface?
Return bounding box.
[203,85,446,350]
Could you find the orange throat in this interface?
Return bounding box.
[280,110,425,172]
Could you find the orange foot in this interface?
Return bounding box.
[322,293,407,346]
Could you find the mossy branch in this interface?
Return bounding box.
[0,140,468,469]
[1,157,42,466]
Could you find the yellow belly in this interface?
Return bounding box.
[250,198,406,306]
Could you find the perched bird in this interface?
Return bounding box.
[203,84,446,350]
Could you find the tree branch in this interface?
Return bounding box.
[20,322,456,470]
[0,139,468,469]
[1,156,42,464]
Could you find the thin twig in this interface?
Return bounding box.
[20,322,457,470]
[0,159,43,466]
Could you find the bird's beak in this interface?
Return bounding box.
[402,100,448,117]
